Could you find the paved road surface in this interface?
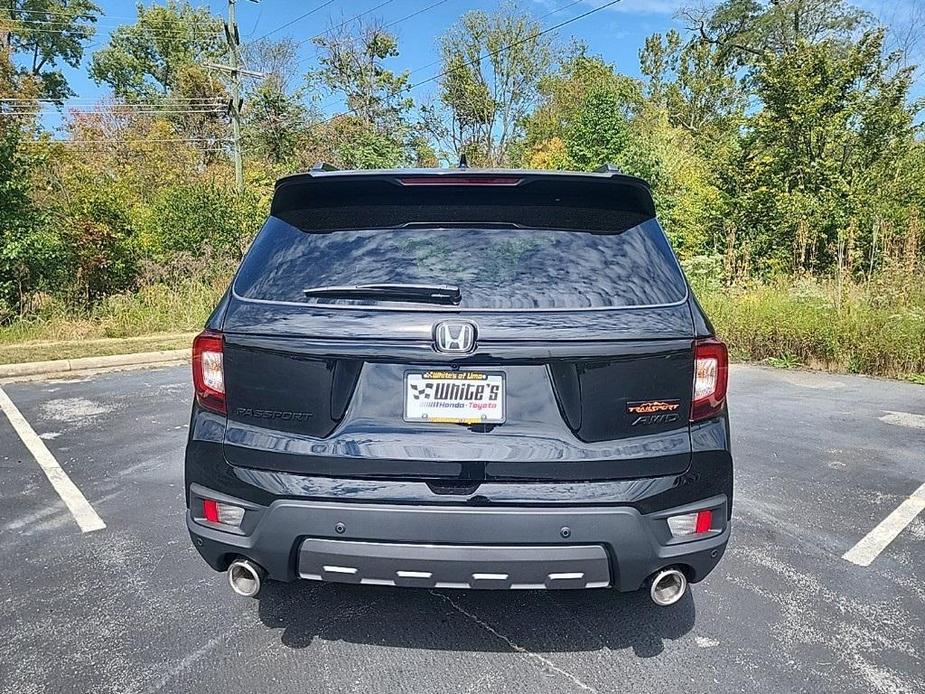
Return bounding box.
[0,364,922,693]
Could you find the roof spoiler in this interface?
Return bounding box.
[306,160,625,175]
[269,168,657,233]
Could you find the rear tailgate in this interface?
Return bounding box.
[220,171,694,482]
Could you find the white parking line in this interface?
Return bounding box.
[0,386,105,533]
[843,482,925,566]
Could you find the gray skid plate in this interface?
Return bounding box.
[298,538,611,590]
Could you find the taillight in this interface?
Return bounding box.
[690,337,728,422]
[192,330,225,414]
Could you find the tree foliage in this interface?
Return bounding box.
[88,0,223,102]
[427,4,554,165]
[308,20,413,168]
[1,0,100,100]
[0,0,922,323]
[242,39,309,167]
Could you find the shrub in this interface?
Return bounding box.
[137,182,264,260]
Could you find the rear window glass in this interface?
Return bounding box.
[234,217,688,310]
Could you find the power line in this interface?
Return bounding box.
[2,7,138,21]
[20,138,232,144]
[291,0,397,60]
[306,0,623,132]
[403,0,587,82]
[13,0,622,156]
[385,0,453,31]
[2,6,218,25]
[0,98,225,103]
[2,15,216,29]
[250,0,338,43]
[306,0,596,119]
[412,0,623,92]
[0,109,226,116]
[2,23,220,39]
[293,0,453,73]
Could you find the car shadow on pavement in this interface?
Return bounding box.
[256,581,695,658]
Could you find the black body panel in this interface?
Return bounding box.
[219,330,695,481]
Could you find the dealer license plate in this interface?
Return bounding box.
[403,371,505,424]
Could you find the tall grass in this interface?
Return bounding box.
[697,275,925,380]
[0,277,227,345]
[1,271,923,383]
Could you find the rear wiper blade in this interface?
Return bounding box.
[303,283,462,305]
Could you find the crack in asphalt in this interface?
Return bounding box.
[430,590,599,693]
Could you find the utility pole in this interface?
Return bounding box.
[205,1,262,193]
[225,0,244,193]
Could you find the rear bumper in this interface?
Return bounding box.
[187,485,729,592]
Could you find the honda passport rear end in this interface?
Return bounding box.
[185,167,732,606]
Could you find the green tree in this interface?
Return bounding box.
[427,4,555,166]
[518,46,721,257]
[308,19,413,168]
[88,0,223,102]
[521,48,641,156]
[683,0,871,65]
[139,182,263,259]
[564,88,632,170]
[737,29,919,273]
[1,0,100,100]
[639,30,744,142]
[61,189,137,306]
[88,1,227,160]
[310,19,411,130]
[0,125,47,317]
[243,39,309,167]
[0,44,62,318]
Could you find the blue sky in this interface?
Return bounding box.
[64,0,684,107]
[30,0,925,130]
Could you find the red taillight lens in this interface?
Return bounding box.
[192,330,225,414]
[691,337,728,422]
[694,509,713,534]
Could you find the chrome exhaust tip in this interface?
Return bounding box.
[227,558,265,598]
[648,568,688,606]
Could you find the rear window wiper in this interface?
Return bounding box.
[303,283,462,305]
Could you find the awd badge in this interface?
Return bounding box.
[627,399,681,426]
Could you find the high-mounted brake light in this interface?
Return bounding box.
[398,176,522,186]
[192,330,225,414]
[690,337,728,422]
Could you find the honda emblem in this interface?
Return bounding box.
[433,321,477,353]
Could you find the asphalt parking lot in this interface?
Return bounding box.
[1,363,923,694]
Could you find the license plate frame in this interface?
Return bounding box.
[403,370,506,424]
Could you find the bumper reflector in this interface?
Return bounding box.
[667,509,713,538]
[201,499,245,527]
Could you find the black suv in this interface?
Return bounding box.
[185,167,732,606]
